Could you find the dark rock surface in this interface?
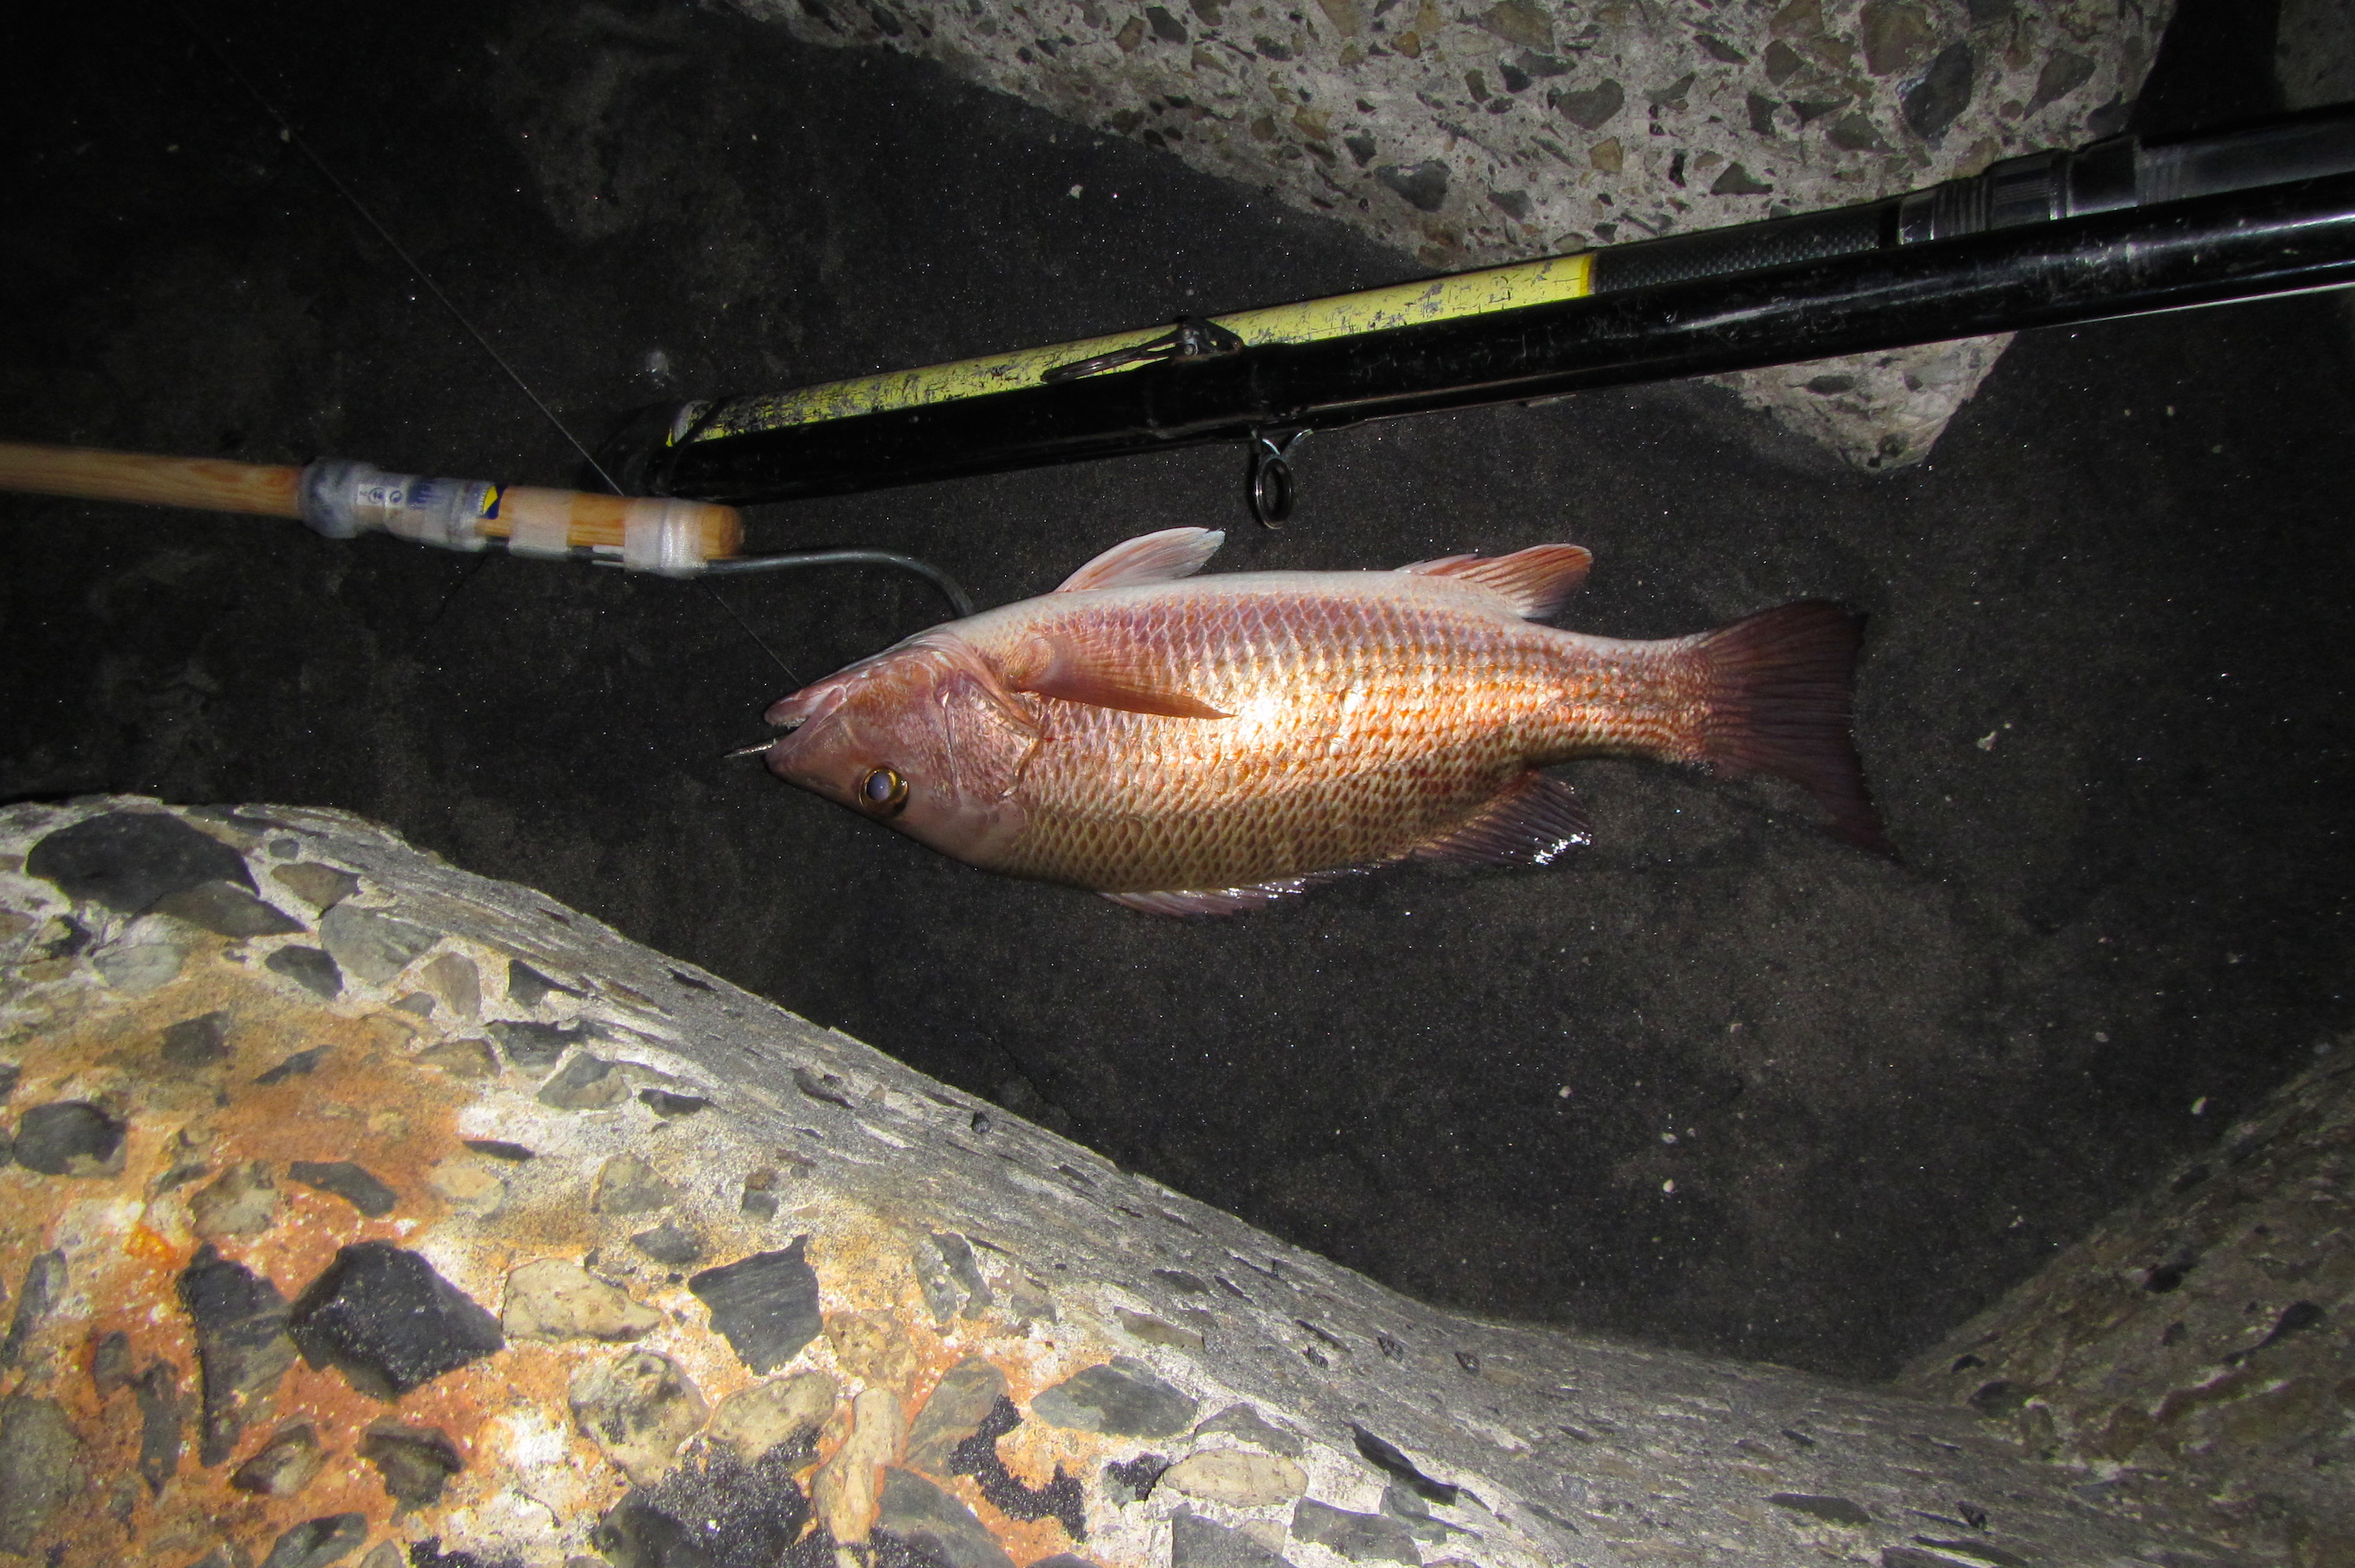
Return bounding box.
[178,1244,298,1465]
[12,1103,124,1177]
[23,812,252,915]
[1032,1358,1198,1438]
[287,1160,399,1218]
[0,0,2341,1380]
[688,1241,823,1373]
[287,1243,504,1398]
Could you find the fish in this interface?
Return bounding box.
[758,527,1886,914]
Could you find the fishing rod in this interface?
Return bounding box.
[612,104,2355,523]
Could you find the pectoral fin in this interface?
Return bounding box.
[1002,626,1228,719]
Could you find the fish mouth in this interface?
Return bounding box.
[763,680,849,733]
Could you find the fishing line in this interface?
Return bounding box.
[170,5,623,494]
[171,3,820,685]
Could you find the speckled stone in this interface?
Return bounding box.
[733,0,2169,468]
[0,799,2273,1567]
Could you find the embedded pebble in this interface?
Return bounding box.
[232,1420,324,1497]
[874,1465,1013,1568]
[502,1259,663,1344]
[265,946,343,1000]
[192,1161,279,1238]
[24,811,250,913]
[318,904,436,985]
[629,1220,703,1267]
[287,1160,398,1218]
[593,1154,678,1216]
[0,1397,81,1554]
[415,1037,496,1077]
[0,1253,65,1367]
[179,1244,297,1465]
[907,1355,1009,1472]
[359,1420,464,1508]
[418,952,480,1017]
[1032,1356,1197,1437]
[1163,1447,1309,1508]
[269,862,358,913]
[1196,1403,1305,1457]
[491,1019,584,1070]
[709,1369,836,1464]
[506,959,578,1006]
[1170,1508,1294,1568]
[95,931,187,994]
[287,1242,503,1398]
[13,1102,125,1176]
[151,881,304,939]
[256,1513,367,1568]
[539,1052,627,1110]
[160,1011,232,1068]
[690,1240,823,1373]
[1291,1500,1422,1564]
[569,1349,708,1486]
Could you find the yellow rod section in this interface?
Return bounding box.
[703,251,1596,439]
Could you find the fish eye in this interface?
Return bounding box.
[858,765,909,818]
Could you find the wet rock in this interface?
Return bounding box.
[257,1513,368,1568]
[134,1359,184,1493]
[418,952,480,1017]
[874,1466,1015,1568]
[160,1011,232,1068]
[151,880,305,938]
[26,811,252,913]
[231,1420,323,1497]
[570,1349,708,1486]
[265,946,343,1000]
[360,1420,464,1508]
[269,862,359,913]
[1164,1448,1307,1508]
[1196,1404,1304,1457]
[709,1369,836,1464]
[1291,1500,1419,1564]
[492,1019,586,1070]
[638,1088,709,1118]
[288,1160,397,1218]
[0,1251,67,1366]
[288,1242,504,1399]
[690,1239,823,1373]
[14,1100,126,1176]
[1103,1452,1170,1504]
[0,1396,82,1553]
[318,903,436,985]
[629,1220,703,1267]
[1171,1509,1294,1568]
[907,1355,1009,1471]
[1031,1356,1197,1437]
[179,1244,297,1464]
[417,1037,497,1077]
[593,1154,679,1216]
[507,959,579,1006]
[539,1052,627,1110]
[255,1045,330,1085]
[503,1259,663,1343]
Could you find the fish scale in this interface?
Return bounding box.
[759,529,1883,913]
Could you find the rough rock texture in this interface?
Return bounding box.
[734,0,2169,467]
[1900,1045,2355,1567]
[0,797,2250,1565]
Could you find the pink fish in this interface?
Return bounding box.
[759,528,1884,914]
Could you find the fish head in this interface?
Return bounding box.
[760,633,1036,867]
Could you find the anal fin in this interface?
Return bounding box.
[1102,867,1367,917]
[1412,773,1590,867]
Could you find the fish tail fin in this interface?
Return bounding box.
[1685,600,1891,854]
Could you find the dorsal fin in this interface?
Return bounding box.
[1397,544,1594,618]
[1000,625,1228,719]
[1055,528,1225,593]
